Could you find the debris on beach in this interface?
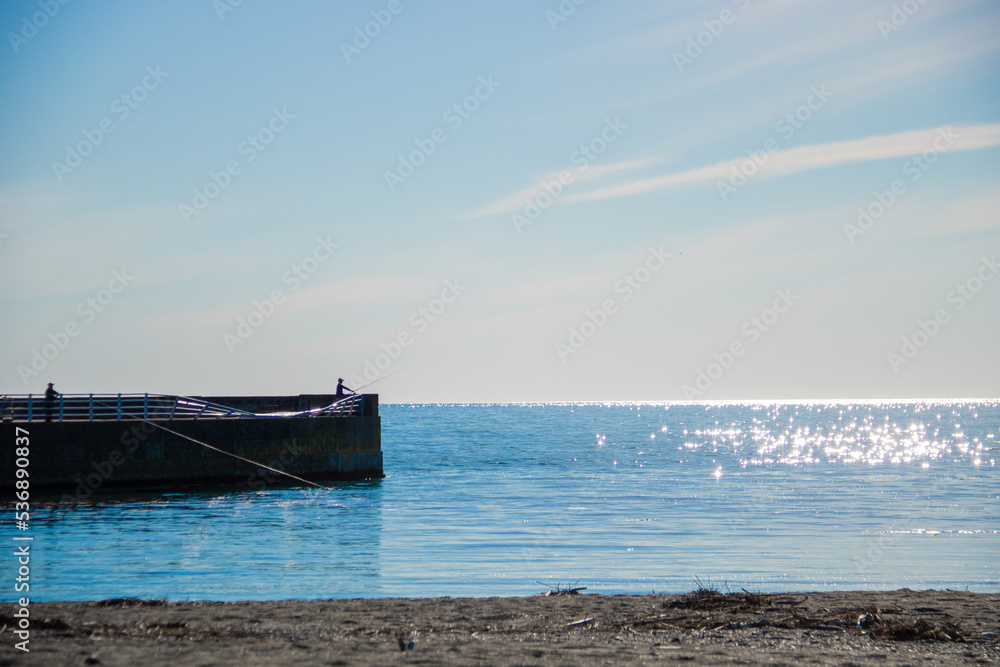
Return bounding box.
[858,612,966,642]
[621,590,969,642]
[538,581,587,596]
[396,632,417,651]
[92,598,168,608]
[666,587,776,612]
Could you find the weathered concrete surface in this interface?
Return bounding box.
[1,395,381,496]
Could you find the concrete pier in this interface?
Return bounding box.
[0,394,382,496]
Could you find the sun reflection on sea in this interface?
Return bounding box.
[675,401,996,467]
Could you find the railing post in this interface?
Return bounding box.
[117,393,122,420]
[143,393,148,420]
[27,395,32,422]
[59,394,64,421]
[89,394,94,421]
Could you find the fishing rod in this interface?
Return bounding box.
[349,367,406,394]
[288,368,409,417]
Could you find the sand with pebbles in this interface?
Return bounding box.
[2,589,998,666]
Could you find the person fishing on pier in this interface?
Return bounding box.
[335,378,355,400]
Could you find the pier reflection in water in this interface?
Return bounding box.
[34,481,384,600]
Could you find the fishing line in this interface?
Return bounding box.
[94,399,331,490]
[352,367,406,393]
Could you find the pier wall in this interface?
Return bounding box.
[1,394,381,495]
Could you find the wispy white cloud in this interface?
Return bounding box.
[562,124,1000,205]
[462,156,663,219]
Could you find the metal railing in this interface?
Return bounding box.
[254,394,365,418]
[315,393,365,417]
[0,393,365,423]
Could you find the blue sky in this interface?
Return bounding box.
[1,0,998,402]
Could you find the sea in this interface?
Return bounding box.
[10,400,1000,601]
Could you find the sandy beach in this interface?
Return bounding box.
[2,588,997,666]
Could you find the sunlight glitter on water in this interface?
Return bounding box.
[672,401,996,468]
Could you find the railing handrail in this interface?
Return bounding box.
[0,393,366,422]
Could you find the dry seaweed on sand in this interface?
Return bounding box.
[91,598,168,608]
[666,585,775,612]
[623,590,971,642]
[858,612,967,642]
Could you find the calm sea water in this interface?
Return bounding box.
[9,401,999,601]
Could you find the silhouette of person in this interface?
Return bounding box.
[335,378,354,399]
[44,382,59,422]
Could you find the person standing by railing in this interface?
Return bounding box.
[44,382,60,422]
